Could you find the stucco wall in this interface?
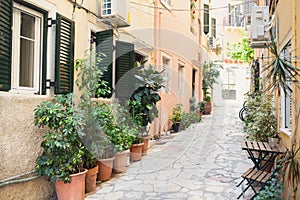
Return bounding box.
[0,94,54,199]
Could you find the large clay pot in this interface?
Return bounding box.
[113,151,128,173]
[130,143,144,162]
[55,169,87,200]
[142,136,150,155]
[96,157,115,181]
[85,165,98,193]
[204,101,212,114]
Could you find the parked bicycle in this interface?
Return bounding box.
[239,101,248,122]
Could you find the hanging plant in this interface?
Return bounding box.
[190,0,196,19]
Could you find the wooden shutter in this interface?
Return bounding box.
[204,4,209,35]
[115,41,134,99]
[55,13,75,94]
[96,29,113,98]
[0,0,12,91]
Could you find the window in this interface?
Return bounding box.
[162,56,172,93]
[211,18,216,38]
[203,4,209,34]
[178,64,184,96]
[11,3,43,93]
[280,41,292,134]
[0,2,74,95]
[102,0,112,15]
[161,0,172,10]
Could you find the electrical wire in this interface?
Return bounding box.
[131,0,256,12]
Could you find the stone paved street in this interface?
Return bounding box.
[85,100,253,200]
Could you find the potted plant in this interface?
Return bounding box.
[244,92,278,142]
[198,101,206,119]
[128,61,165,158]
[75,51,116,182]
[171,104,183,132]
[204,95,212,115]
[82,147,98,193]
[34,94,87,200]
[111,103,137,172]
[202,61,221,114]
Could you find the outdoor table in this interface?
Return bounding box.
[241,140,284,170]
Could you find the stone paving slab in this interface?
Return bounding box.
[85,101,253,200]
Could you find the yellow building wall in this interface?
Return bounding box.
[0,0,109,199]
[274,0,300,199]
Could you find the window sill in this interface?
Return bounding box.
[280,128,292,137]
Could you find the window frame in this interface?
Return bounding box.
[161,53,172,94]
[11,3,44,94]
[280,40,293,136]
[178,63,185,96]
[203,4,209,35]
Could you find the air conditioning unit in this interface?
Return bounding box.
[98,0,130,27]
[250,6,269,48]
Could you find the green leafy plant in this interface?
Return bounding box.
[75,50,113,161]
[34,94,85,183]
[171,104,183,123]
[263,34,300,94]
[198,101,206,114]
[181,111,201,129]
[254,175,283,200]
[227,31,254,64]
[128,61,165,140]
[244,92,277,142]
[202,61,220,98]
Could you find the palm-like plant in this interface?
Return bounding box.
[263,33,300,94]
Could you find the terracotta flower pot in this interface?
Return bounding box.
[113,151,128,173]
[142,136,150,155]
[130,143,144,162]
[55,169,87,200]
[85,165,98,193]
[96,157,115,181]
[204,101,212,114]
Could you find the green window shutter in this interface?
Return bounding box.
[96,29,113,98]
[115,41,134,99]
[0,0,12,91]
[55,13,75,94]
[204,4,209,35]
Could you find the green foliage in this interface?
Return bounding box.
[75,50,111,98]
[129,61,165,133]
[34,94,85,183]
[171,104,183,123]
[205,95,211,102]
[181,111,201,128]
[227,32,254,63]
[254,175,282,200]
[202,61,220,97]
[189,97,197,111]
[244,92,277,142]
[94,103,136,153]
[197,101,206,114]
[263,35,300,94]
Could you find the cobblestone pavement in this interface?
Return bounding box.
[85,100,253,200]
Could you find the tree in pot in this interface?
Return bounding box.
[171,104,183,132]
[128,61,165,158]
[202,61,220,114]
[75,51,113,184]
[34,94,87,200]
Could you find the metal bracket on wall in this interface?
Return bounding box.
[47,18,57,27]
[45,79,56,89]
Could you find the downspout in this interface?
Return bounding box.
[198,0,203,101]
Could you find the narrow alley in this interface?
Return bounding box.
[86,100,252,200]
